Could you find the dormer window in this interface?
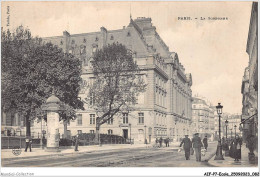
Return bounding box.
[110,35,114,40]
[83,38,86,43]
[95,37,99,41]
[71,39,75,44]
[60,40,63,45]
[127,32,131,37]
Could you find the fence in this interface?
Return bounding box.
[2,136,135,149]
[1,136,46,149]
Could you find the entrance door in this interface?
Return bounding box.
[123,129,128,139]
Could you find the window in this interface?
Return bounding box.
[90,114,95,125]
[90,130,95,134]
[108,129,113,135]
[123,113,128,124]
[77,114,82,126]
[90,92,95,106]
[138,113,144,124]
[110,35,114,40]
[107,118,113,125]
[77,130,82,135]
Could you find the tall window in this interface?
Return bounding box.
[108,129,113,135]
[90,130,95,134]
[90,92,95,106]
[77,114,82,126]
[123,113,128,124]
[138,113,144,124]
[90,114,95,125]
[77,130,82,135]
[107,118,113,125]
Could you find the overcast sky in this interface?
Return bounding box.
[1,1,253,114]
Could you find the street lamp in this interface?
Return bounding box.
[214,103,224,160]
[225,120,229,139]
[144,125,147,144]
[224,120,229,156]
[234,125,237,137]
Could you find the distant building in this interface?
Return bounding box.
[2,17,193,144]
[241,2,258,142]
[192,96,214,140]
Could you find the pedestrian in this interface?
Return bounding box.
[25,136,30,152]
[229,138,235,158]
[29,138,32,152]
[180,135,192,160]
[192,133,203,162]
[203,136,208,151]
[167,137,170,147]
[159,137,163,148]
[232,135,242,162]
[74,134,79,151]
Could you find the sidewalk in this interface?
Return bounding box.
[1,144,150,160]
[208,145,258,167]
[2,142,181,160]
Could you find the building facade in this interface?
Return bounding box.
[241,2,258,142]
[192,96,214,140]
[2,17,193,144]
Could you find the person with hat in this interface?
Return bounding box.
[192,133,203,162]
[180,135,192,160]
[203,136,208,151]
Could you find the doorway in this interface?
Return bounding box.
[123,129,128,139]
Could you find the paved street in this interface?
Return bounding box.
[2,142,217,167]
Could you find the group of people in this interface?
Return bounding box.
[155,137,170,148]
[223,135,242,162]
[179,133,208,161]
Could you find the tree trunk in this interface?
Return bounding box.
[95,123,100,144]
[26,115,31,137]
[63,120,68,139]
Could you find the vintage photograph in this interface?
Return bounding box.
[0,0,258,173]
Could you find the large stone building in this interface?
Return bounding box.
[192,96,214,140]
[241,2,258,142]
[1,17,193,144]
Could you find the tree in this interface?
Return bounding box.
[1,26,84,137]
[86,43,146,143]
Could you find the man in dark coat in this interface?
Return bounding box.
[233,135,242,161]
[203,136,208,151]
[180,135,192,160]
[192,133,203,162]
[159,137,163,148]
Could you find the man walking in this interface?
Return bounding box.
[25,136,32,152]
[180,135,192,160]
[203,136,208,151]
[192,133,203,162]
[74,134,79,151]
[159,137,163,148]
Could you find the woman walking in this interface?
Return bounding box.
[231,135,242,161]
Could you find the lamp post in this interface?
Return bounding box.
[129,123,132,145]
[224,120,229,156]
[144,125,147,144]
[230,128,233,139]
[234,125,237,137]
[214,103,224,160]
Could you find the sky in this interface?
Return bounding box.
[1,1,253,114]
